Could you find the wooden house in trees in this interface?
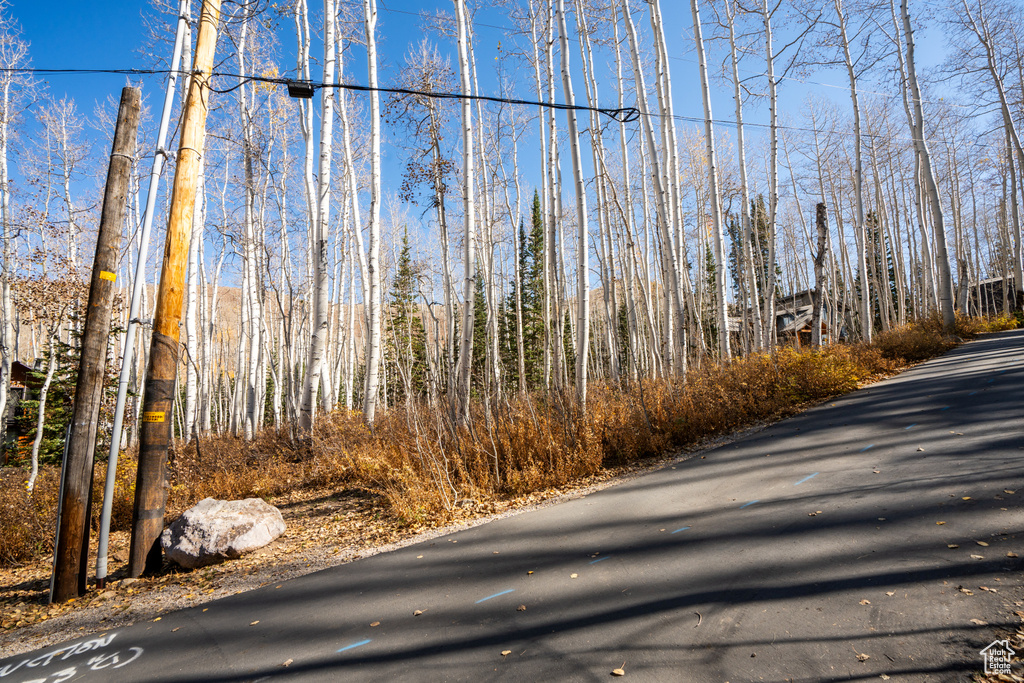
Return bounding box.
[774,290,847,348]
[969,276,1019,316]
[3,360,36,463]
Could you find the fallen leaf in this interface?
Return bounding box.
[250,621,259,626]
[527,571,534,575]
[948,544,960,549]
[885,591,895,596]
[881,674,891,680]
[977,541,989,547]
[1006,490,1016,494]
[1008,552,1019,558]
[417,555,423,559]
[962,497,971,500]
[282,659,293,667]
[517,605,526,612]
[936,521,946,525]
[612,662,626,676]
[917,447,924,451]
[413,610,424,616]
[856,653,870,662]
[860,599,871,605]
[153,617,162,622]
[570,573,578,579]
[501,650,512,657]
[971,554,985,560]
[970,618,988,625]
[980,586,997,593]
[370,621,380,627]
[958,586,974,595]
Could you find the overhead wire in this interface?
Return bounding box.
[0,66,997,148]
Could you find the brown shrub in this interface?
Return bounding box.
[0,468,59,566]
[873,323,957,362]
[0,316,975,568]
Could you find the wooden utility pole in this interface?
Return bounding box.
[50,87,140,603]
[128,0,222,577]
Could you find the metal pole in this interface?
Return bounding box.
[129,0,222,577]
[95,0,190,588]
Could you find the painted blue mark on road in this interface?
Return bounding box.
[988,379,995,383]
[338,639,372,653]
[476,589,515,604]
[589,556,611,564]
[794,472,819,485]
[940,406,951,411]
[905,423,917,430]
[671,526,691,534]
[969,391,978,396]
[740,500,759,509]
[860,444,874,452]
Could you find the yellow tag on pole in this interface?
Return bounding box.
[99,271,117,282]
[142,411,165,423]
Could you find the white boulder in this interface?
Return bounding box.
[161,497,286,569]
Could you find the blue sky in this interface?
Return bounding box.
[6,0,950,143]
[2,0,956,244]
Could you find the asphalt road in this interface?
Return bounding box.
[3,330,1024,682]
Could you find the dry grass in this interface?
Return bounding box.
[0,316,979,568]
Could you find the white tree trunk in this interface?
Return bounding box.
[361,0,384,424]
[554,0,590,402]
[899,0,955,330]
[27,335,57,493]
[453,0,477,422]
[690,0,731,360]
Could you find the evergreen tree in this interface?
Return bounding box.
[749,194,780,302]
[502,191,547,392]
[522,191,546,389]
[384,230,428,405]
[471,268,488,395]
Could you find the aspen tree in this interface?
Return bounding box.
[897,0,956,330]
[690,0,731,359]
[610,4,644,377]
[833,0,871,341]
[0,22,27,446]
[574,0,619,382]
[295,0,337,430]
[721,0,763,349]
[958,0,1024,306]
[543,0,567,389]
[759,0,779,347]
[553,0,590,402]
[524,3,552,388]
[183,159,203,439]
[362,0,384,423]
[619,0,685,374]
[452,0,476,422]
